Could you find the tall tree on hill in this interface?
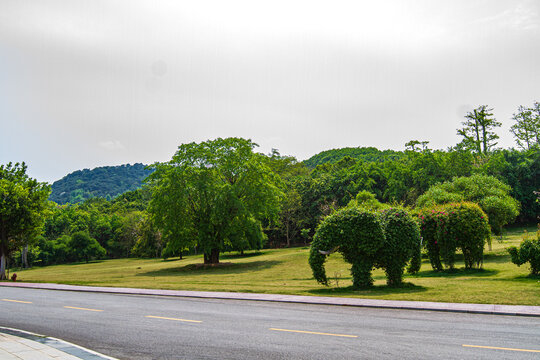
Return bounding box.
[510,102,540,150]
[147,138,283,264]
[0,163,50,279]
[457,105,501,154]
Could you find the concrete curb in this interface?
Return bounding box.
[0,326,118,360]
[2,282,540,317]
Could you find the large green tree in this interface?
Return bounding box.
[457,105,501,154]
[147,138,283,264]
[0,163,50,279]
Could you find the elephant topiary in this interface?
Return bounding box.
[309,207,421,288]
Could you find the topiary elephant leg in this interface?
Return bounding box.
[384,265,404,287]
[351,260,374,288]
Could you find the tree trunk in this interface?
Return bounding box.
[22,244,29,269]
[0,253,6,280]
[204,248,220,264]
[286,220,290,247]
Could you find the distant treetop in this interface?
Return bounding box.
[303,147,405,168]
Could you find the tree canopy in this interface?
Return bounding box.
[0,162,50,279]
[417,174,520,235]
[50,163,153,204]
[457,105,501,154]
[510,102,540,150]
[147,138,283,264]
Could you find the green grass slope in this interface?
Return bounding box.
[11,227,539,305]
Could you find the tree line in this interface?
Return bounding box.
[0,103,538,278]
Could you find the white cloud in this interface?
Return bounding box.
[98,140,125,151]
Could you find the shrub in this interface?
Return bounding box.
[417,174,519,236]
[69,231,106,263]
[445,202,490,269]
[377,208,422,285]
[417,207,446,270]
[508,229,540,276]
[417,202,490,270]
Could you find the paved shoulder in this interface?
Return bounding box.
[2,281,539,317]
[0,327,117,360]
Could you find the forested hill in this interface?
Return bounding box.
[303,147,405,168]
[50,163,153,204]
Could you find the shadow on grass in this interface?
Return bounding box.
[412,267,499,278]
[308,282,427,296]
[138,260,282,277]
[501,273,540,281]
[220,251,265,260]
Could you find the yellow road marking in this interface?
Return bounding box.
[145,315,202,323]
[269,328,357,338]
[64,306,103,312]
[1,299,32,304]
[463,344,540,353]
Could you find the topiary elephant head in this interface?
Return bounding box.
[309,207,422,288]
[309,207,385,288]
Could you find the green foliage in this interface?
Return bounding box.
[68,231,106,263]
[309,206,421,288]
[418,202,490,270]
[457,105,501,154]
[309,207,384,287]
[131,216,163,258]
[303,147,405,168]
[378,208,422,285]
[446,202,490,269]
[0,162,51,279]
[417,207,446,270]
[349,190,388,211]
[50,163,153,204]
[148,138,283,264]
[510,102,540,150]
[417,174,519,235]
[507,228,540,276]
[498,148,539,223]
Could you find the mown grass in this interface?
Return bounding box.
[10,226,540,305]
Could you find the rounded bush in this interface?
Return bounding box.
[418,202,490,270]
[507,231,540,276]
[445,202,490,269]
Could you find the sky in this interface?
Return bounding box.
[1,0,539,183]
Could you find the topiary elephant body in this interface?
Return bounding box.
[309,207,421,288]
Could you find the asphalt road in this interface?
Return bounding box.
[0,287,539,360]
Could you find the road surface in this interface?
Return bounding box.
[0,287,539,359]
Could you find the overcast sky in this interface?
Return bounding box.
[1,0,539,183]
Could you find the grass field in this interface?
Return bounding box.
[9,226,540,305]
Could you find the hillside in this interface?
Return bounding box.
[50,163,153,204]
[303,147,405,168]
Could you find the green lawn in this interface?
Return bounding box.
[9,226,540,305]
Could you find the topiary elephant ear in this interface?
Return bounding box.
[309,207,385,287]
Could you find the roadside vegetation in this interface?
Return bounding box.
[10,227,539,305]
